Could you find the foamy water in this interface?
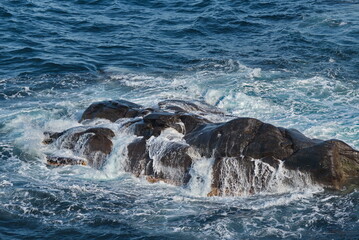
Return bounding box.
[1,0,359,238]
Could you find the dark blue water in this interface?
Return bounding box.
[1,0,359,239]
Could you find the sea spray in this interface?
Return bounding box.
[102,120,139,177]
[186,156,215,197]
[147,128,190,185]
[216,157,319,197]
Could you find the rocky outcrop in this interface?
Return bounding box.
[43,99,359,194]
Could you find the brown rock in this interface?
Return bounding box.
[49,127,115,169]
[126,137,153,176]
[151,143,193,185]
[284,140,359,189]
[80,100,144,122]
[46,156,87,166]
[134,112,184,138]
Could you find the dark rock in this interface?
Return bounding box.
[243,123,293,159]
[149,142,193,185]
[178,113,211,134]
[184,116,359,193]
[80,100,144,122]
[51,127,115,169]
[260,156,281,169]
[43,99,359,194]
[210,157,251,196]
[284,140,359,189]
[134,112,184,138]
[126,137,153,176]
[185,117,324,160]
[43,131,64,144]
[81,128,114,155]
[134,111,211,138]
[281,128,322,152]
[144,112,183,133]
[185,118,265,158]
[46,156,87,166]
[126,137,193,185]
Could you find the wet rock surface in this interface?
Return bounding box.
[44,127,115,169]
[126,137,152,176]
[285,140,359,189]
[44,99,359,194]
[149,141,193,185]
[80,100,144,122]
[46,156,87,166]
[158,99,225,115]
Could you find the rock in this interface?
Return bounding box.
[126,135,193,185]
[178,113,211,134]
[211,157,253,196]
[43,131,64,144]
[49,127,115,169]
[43,99,359,194]
[126,137,153,176]
[80,100,144,122]
[243,123,293,160]
[284,140,359,189]
[185,117,323,160]
[149,142,193,185]
[281,128,322,152]
[134,112,184,138]
[134,112,211,138]
[185,118,268,158]
[210,156,281,196]
[46,156,87,166]
[185,116,359,193]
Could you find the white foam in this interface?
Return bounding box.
[147,128,189,183]
[217,157,321,197]
[102,125,138,178]
[186,156,215,197]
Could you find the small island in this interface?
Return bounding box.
[43,99,359,196]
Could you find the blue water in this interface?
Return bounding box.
[1,0,359,239]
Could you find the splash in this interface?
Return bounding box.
[215,157,319,197]
[186,156,215,197]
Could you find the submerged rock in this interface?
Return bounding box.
[158,99,224,115]
[43,99,359,195]
[46,156,87,166]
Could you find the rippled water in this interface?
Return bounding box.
[1,0,359,239]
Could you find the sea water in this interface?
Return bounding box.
[0,0,358,239]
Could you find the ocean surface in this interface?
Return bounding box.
[1,0,359,239]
